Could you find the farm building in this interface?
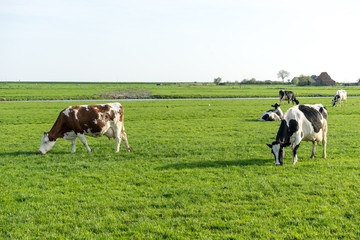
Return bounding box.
[313,72,336,86]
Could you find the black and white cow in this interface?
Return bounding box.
[267,104,327,166]
[279,90,299,105]
[332,89,347,107]
[259,103,283,121]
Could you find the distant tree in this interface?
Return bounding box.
[265,80,272,85]
[297,75,315,86]
[241,78,248,84]
[214,77,222,85]
[292,77,299,85]
[277,70,290,82]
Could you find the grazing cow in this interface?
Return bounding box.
[259,103,283,121]
[279,90,299,105]
[38,102,130,154]
[332,89,347,107]
[267,104,327,166]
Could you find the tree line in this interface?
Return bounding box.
[214,70,324,86]
[213,76,315,86]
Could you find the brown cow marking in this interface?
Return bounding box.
[48,105,112,139]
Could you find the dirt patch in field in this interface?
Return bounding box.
[98,89,153,99]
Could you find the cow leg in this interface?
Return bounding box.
[114,123,126,153]
[291,144,300,165]
[114,125,121,153]
[310,141,316,158]
[322,134,327,159]
[114,122,130,153]
[121,132,130,152]
[115,136,121,153]
[77,134,91,153]
[115,133,130,153]
[71,139,76,153]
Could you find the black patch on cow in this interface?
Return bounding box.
[278,146,284,165]
[276,120,290,145]
[293,144,300,158]
[298,105,322,133]
[262,114,270,121]
[319,107,328,120]
[288,119,299,137]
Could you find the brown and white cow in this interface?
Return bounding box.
[38,102,130,154]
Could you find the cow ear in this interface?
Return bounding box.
[266,144,272,148]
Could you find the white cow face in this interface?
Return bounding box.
[267,142,285,166]
[38,132,56,154]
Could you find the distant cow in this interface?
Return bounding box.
[267,104,327,166]
[332,89,347,107]
[38,102,130,154]
[279,90,299,105]
[259,103,283,121]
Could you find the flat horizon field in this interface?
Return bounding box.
[1,82,360,101]
[0,85,359,238]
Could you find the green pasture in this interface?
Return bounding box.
[0,95,359,238]
[1,82,360,100]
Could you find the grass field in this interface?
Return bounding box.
[2,82,360,100]
[0,84,360,238]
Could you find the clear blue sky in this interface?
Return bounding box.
[1,0,359,82]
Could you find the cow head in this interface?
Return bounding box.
[267,141,285,166]
[38,132,57,154]
[271,103,280,109]
[332,95,339,107]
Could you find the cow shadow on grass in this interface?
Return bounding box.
[245,119,262,122]
[0,151,38,157]
[157,158,270,171]
[0,151,69,157]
